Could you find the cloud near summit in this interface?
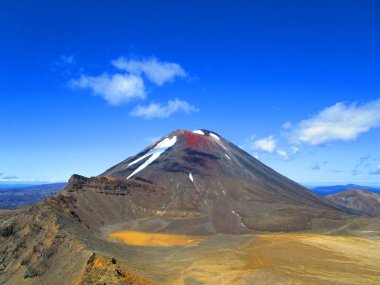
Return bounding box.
[69,73,146,105]
[69,56,195,117]
[112,57,187,86]
[287,99,380,145]
[131,98,198,119]
[251,135,277,153]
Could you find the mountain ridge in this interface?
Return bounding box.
[327,190,380,217]
[312,184,380,196]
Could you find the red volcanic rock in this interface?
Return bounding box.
[184,131,216,151]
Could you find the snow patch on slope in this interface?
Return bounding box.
[209,133,220,140]
[225,154,231,160]
[232,210,247,228]
[189,172,194,183]
[192,130,204,135]
[127,136,177,179]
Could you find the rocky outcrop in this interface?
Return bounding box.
[79,253,155,285]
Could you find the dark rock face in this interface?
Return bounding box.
[60,175,168,230]
[66,174,160,196]
[0,224,15,237]
[327,190,380,217]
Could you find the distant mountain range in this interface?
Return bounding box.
[2,180,379,212]
[2,181,380,212]
[310,184,380,196]
[0,182,67,209]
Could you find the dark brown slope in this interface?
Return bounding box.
[102,129,349,232]
[0,176,158,285]
[327,190,380,217]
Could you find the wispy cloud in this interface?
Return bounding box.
[250,136,290,160]
[288,99,380,145]
[60,55,76,65]
[277,150,289,160]
[131,98,198,119]
[69,73,146,105]
[144,136,161,144]
[0,174,21,182]
[69,56,194,116]
[291,146,299,154]
[53,55,77,76]
[251,135,276,153]
[2,175,19,180]
[370,164,380,175]
[352,154,371,176]
[310,162,320,171]
[112,57,187,86]
[55,55,76,67]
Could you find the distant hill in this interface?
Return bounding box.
[311,184,380,196]
[327,190,380,217]
[0,182,67,209]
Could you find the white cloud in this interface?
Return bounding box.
[112,57,187,86]
[69,73,146,105]
[131,98,198,119]
[352,154,371,176]
[69,56,189,108]
[277,150,289,160]
[60,55,75,65]
[250,136,292,160]
[291,146,299,154]
[251,135,276,153]
[370,164,380,175]
[55,55,76,67]
[282,121,292,129]
[289,99,380,145]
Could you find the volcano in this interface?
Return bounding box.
[2,129,372,285]
[101,129,346,233]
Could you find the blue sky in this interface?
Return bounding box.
[1,0,380,185]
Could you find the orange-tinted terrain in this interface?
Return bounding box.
[109,231,207,247]
[107,230,380,284]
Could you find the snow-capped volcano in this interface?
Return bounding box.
[103,129,231,180]
[102,129,345,233]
